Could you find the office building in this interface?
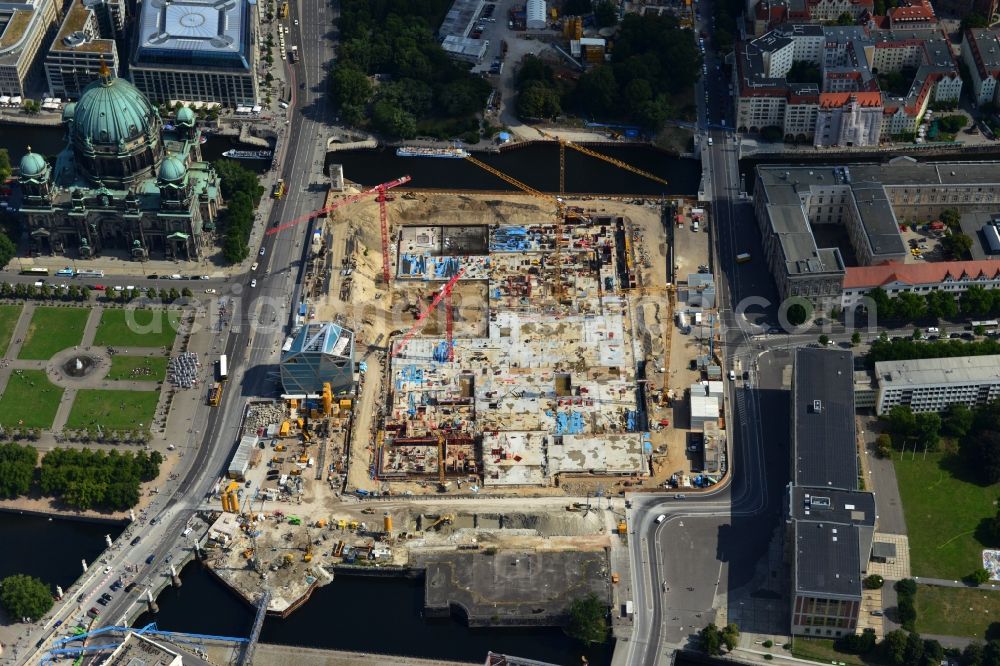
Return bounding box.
[842,259,1000,307]
[789,348,876,638]
[814,92,882,148]
[17,65,221,259]
[130,0,259,106]
[45,0,119,99]
[874,355,1000,414]
[753,159,1000,307]
[0,0,58,97]
[280,322,355,396]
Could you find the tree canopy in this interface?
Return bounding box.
[213,160,262,265]
[332,1,491,140]
[0,574,52,621]
[514,13,700,131]
[0,442,37,499]
[566,593,609,645]
[38,448,161,511]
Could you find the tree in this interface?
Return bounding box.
[920,639,944,666]
[594,0,618,27]
[330,64,372,109]
[969,431,1000,485]
[875,433,893,458]
[943,403,975,438]
[885,405,917,439]
[0,149,11,183]
[942,233,974,260]
[937,115,968,133]
[863,574,884,589]
[0,442,37,499]
[904,631,924,664]
[818,334,830,346]
[962,13,990,30]
[835,11,855,24]
[517,82,561,119]
[970,568,992,586]
[895,292,926,320]
[914,412,942,451]
[940,208,962,230]
[720,623,740,652]
[965,642,985,666]
[840,628,877,654]
[786,303,808,326]
[787,60,822,86]
[566,594,608,645]
[0,574,52,621]
[576,66,619,118]
[181,287,193,298]
[881,629,909,666]
[562,0,593,15]
[963,286,995,317]
[0,231,14,270]
[851,331,861,346]
[699,623,723,655]
[926,290,958,320]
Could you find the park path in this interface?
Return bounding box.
[79,305,103,347]
[0,303,34,397]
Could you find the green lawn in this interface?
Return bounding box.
[0,369,64,429]
[0,304,22,357]
[916,584,1000,640]
[65,390,159,431]
[791,638,872,666]
[106,355,168,382]
[894,452,998,579]
[92,309,180,349]
[18,307,90,360]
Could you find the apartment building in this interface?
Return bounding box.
[814,92,882,147]
[735,25,961,140]
[44,0,119,99]
[963,29,1000,107]
[874,355,1000,414]
[841,259,1000,307]
[130,0,259,106]
[0,0,58,97]
[790,348,876,639]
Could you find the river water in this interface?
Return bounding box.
[1,123,698,197]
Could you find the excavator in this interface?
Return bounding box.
[426,514,454,531]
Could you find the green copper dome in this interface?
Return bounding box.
[19,150,47,177]
[176,106,195,126]
[159,155,187,182]
[72,73,159,148]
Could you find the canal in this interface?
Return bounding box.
[1,122,699,197]
[133,561,613,665]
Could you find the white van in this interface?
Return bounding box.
[707,137,713,146]
[692,220,700,232]
[655,514,667,523]
[729,369,736,381]
[279,101,289,109]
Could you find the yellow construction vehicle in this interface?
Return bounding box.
[427,514,454,531]
[322,382,333,415]
[303,529,313,562]
[348,520,359,531]
[275,444,286,452]
[298,452,309,464]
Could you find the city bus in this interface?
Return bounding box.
[736,252,751,264]
[19,267,48,276]
[76,269,105,278]
[217,354,228,381]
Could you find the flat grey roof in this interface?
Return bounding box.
[791,486,876,526]
[794,348,858,491]
[849,181,905,257]
[876,354,1000,388]
[795,519,863,598]
[438,0,482,39]
[134,0,252,71]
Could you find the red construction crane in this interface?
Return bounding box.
[445,291,455,362]
[266,175,412,284]
[392,267,467,358]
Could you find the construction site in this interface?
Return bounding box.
[202,144,728,621]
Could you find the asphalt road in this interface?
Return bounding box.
[13,2,341,662]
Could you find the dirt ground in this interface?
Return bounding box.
[310,190,714,497]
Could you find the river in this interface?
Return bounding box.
[0,511,122,589]
[1,123,698,197]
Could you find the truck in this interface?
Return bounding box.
[289,46,299,63]
[736,252,751,264]
[208,382,223,406]
[624,600,634,618]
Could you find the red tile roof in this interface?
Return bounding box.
[819,92,882,108]
[843,260,1000,289]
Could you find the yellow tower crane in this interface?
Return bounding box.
[536,130,670,194]
[465,155,568,305]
